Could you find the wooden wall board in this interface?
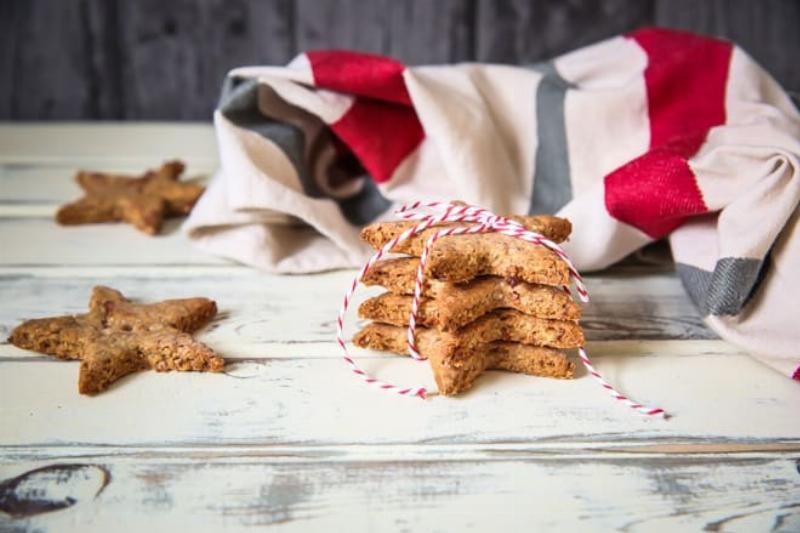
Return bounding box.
[654,0,800,97]
[2,0,797,119]
[475,0,653,63]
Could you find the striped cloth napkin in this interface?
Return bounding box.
[184,27,800,382]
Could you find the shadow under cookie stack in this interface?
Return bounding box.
[353,215,585,396]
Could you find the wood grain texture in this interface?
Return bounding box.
[0,0,123,120]
[0,1,19,119]
[0,463,110,519]
[3,1,90,119]
[1,453,798,531]
[2,0,798,119]
[654,0,800,97]
[295,0,476,64]
[475,0,653,63]
[2,344,798,447]
[116,0,294,119]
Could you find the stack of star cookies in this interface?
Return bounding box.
[353,215,584,395]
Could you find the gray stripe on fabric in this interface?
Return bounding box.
[218,77,390,225]
[676,257,766,316]
[675,263,713,312]
[528,61,574,215]
[221,80,309,182]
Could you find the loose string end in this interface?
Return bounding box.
[577,347,668,419]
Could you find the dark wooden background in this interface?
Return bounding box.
[1,0,798,121]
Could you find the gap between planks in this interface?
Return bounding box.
[2,443,800,464]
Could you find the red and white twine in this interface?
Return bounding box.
[336,201,666,418]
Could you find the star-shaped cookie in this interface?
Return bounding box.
[55,160,204,235]
[360,215,572,285]
[353,322,575,395]
[8,286,225,394]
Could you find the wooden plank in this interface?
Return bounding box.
[294,0,394,58]
[80,0,126,120]
[0,1,92,119]
[0,165,211,209]
[294,0,476,64]
[0,219,229,267]
[5,1,799,121]
[5,440,800,463]
[0,0,123,120]
[0,123,217,167]
[655,0,800,93]
[1,343,797,446]
[475,0,654,63]
[0,268,714,352]
[0,1,18,119]
[384,0,476,64]
[116,0,294,120]
[1,453,798,531]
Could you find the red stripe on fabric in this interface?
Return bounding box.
[307,49,411,105]
[329,97,424,184]
[308,50,424,184]
[605,146,707,237]
[633,27,731,152]
[793,365,800,381]
[604,28,732,239]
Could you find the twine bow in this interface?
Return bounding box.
[336,201,666,418]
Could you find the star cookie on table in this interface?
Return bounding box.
[55,160,204,235]
[8,286,225,395]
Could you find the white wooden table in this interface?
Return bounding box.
[1,123,798,532]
